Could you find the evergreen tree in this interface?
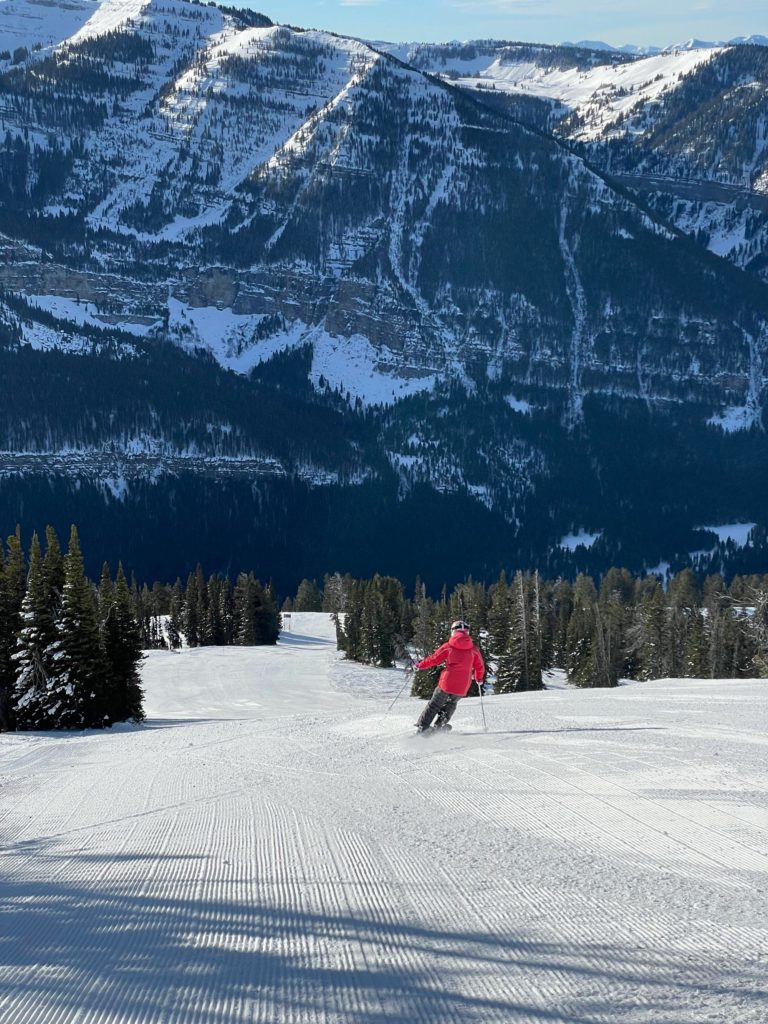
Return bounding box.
[46,526,108,728]
[551,579,573,669]
[686,609,709,677]
[496,572,543,693]
[101,564,145,723]
[538,575,557,672]
[411,580,434,660]
[254,581,280,645]
[341,579,365,661]
[322,572,349,613]
[12,528,67,729]
[233,574,280,645]
[596,568,633,686]
[627,579,667,681]
[204,575,227,645]
[294,578,323,611]
[0,528,25,730]
[42,525,65,610]
[451,579,487,636]
[486,571,511,666]
[218,576,235,645]
[98,561,114,619]
[167,579,183,650]
[11,532,53,729]
[183,565,207,648]
[566,574,597,687]
[233,573,257,645]
[358,583,377,664]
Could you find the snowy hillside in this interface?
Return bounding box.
[413,43,720,141]
[0,0,98,54]
[2,613,767,1022]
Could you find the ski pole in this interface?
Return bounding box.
[477,677,488,732]
[385,658,415,715]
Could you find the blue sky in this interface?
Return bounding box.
[248,1,765,47]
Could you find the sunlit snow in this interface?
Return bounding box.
[429,47,720,140]
[1,613,766,1023]
[698,523,757,547]
[560,529,601,550]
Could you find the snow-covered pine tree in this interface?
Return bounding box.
[12,532,55,729]
[322,572,349,614]
[0,528,25,731]
[626,579,666,681]
[663,570,698,678]
[686,608,708,677]
[101,564,145,723]
[218,577,235,645]
[233,573,256,645]
[46,526,108,728]
[204,575,226,645]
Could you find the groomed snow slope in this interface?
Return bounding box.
[1,613,767,1023]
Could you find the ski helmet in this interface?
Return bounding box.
[450,619,470,632]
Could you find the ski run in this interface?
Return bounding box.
[1,612,767,1023]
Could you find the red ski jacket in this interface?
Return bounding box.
[416,633,485,696]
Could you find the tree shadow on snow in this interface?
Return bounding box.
[0,845,763,1024]
[455,726,667,738]
[278,632,334,647]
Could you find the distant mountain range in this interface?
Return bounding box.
[2,0,768,590]
[562,35,768,55]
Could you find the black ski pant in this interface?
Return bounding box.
[416,687,460,730]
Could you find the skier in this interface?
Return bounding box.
[414,620,485,733]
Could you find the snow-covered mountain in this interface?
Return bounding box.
[0,0,99,53]
[3,0,768,585]
[411,38,768,278]
[406,39,720,142]
[561,39,663,56]
[562,34,768,55]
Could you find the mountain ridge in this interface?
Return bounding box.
[2,0,768,585]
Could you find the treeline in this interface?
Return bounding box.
[0,527,281,732]
[134,565,281,651]
[305,568,768,696]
